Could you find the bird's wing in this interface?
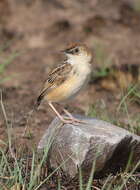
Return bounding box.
[36,63,72,106]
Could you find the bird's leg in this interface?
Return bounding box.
[48,102,74,124]
[63,108,75,120]
[63,108,86,124]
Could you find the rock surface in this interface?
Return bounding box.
[38,115,140,178]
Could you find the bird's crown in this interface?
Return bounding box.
[62,43,91,56]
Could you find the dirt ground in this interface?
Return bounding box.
[0,0,140,167]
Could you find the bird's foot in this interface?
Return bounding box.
[62,108,87,125]
[63,116,87,125]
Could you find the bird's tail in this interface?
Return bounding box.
[34,89,46,110]
[34,93,43,110]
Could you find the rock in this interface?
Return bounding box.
[38,115,140,178]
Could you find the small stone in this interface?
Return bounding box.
[38,115,140,178]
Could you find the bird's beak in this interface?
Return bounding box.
[60,49,73,54]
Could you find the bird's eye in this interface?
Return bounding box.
[74,48,79,53]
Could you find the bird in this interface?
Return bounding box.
[36,43,93,124]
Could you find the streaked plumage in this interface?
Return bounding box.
[37,63,72,105]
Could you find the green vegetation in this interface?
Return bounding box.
[0,52,20,83]
[117,84,140,111]
[133,0,140,12]
[0,137,140,189]
[94,42,113,68]
[91,41,114,81]
[0,135,139,189]
[88,83,140,135]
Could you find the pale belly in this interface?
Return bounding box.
[46,74,90,103]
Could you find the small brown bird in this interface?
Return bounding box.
[36,43,92,123]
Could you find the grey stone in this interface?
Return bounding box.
[38,115,140,178]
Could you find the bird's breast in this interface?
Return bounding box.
[47,64,91,103]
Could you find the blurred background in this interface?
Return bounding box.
[0,0,140,142]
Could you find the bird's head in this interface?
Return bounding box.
[62,43,92,64]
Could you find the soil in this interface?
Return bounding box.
[0,0,140,189]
